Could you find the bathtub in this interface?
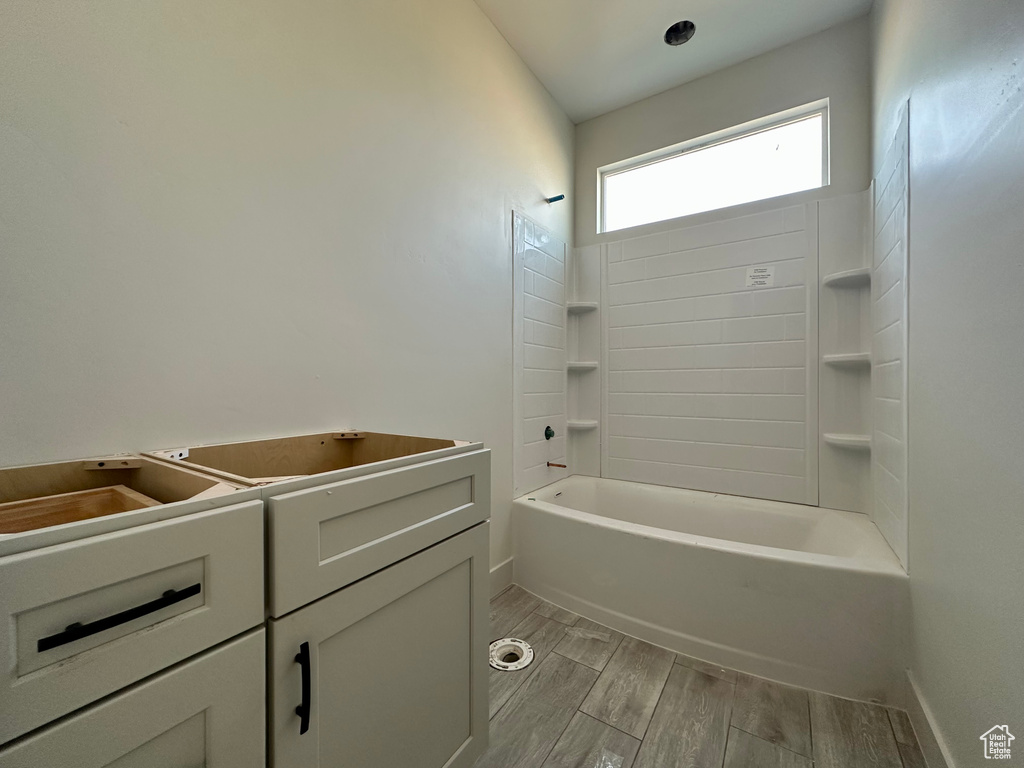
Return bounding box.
[512,475,909,704]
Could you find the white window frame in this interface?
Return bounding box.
[598,99,830,233]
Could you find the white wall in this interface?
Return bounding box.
[0,0,574,571]
[601,204,819,505]
[872,0,1024,765]
[574,16,871,247]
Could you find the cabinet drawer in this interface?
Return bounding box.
[0,629,265,767]
[267,448,489,616]
[0,500,264,745]
[268,523,489,768]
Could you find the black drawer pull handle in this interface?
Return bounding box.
[295,641,311,735]
[37,583,202,653]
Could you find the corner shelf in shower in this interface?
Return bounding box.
[567,361,599,372]
[823,433,872,451]
[822,267,871,288]
[823,352,872,368]
[567,302,598,315]
[567,420,599,431]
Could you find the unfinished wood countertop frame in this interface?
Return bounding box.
[142,430,481,498]
[0,456,257,557]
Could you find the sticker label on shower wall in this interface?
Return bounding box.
[745,265,775,287]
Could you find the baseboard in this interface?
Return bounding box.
[489,557,514,597]
[905,670,954,768]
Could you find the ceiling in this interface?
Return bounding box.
[475,0,873,123]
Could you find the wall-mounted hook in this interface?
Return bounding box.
[545,194,565,204]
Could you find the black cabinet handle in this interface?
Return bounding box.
[294,641,311,735]
[37,583,202,653]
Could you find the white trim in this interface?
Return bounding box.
[511,211,524,496]
[905,669,954,768]
[599,244,610,482]
[489,556,514,597]
[804,202,820,506]
[598,99,830,234]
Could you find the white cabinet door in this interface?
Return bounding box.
[0,629,265,768]
[269,523,489,768]
[267,448,490,617]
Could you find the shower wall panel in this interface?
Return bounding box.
[512,212,568,495]
[602,205,819,504]
[871,105,910,567]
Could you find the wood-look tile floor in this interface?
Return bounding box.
[476,585,926,768]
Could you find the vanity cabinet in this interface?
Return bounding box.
[156,431,492,768]
[268,522,489,768]
[0,629,265,767]
[0,456,263,748]
[146,430,491,617]
[265,447,491,615]
[0,430,490,766]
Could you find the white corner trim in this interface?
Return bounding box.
[906,669,955,768]
[489,557,514,598]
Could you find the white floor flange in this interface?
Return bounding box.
[488,638,534,671]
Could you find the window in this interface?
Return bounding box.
[599,101,829,233]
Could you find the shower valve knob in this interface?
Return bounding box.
[544,426,555,440]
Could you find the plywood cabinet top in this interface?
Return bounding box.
[144,430,480,496]
[0,455,255,556]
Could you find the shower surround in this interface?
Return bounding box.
[511,189,909,702]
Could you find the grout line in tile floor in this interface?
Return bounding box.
[731,724,810,759]
[538,665,603,768]
[807,692,815,763]
[635,660,672,745]
[480,584,923,768]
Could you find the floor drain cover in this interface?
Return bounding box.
[489,638,534,671]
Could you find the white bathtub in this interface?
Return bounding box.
[512,475,909,704]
